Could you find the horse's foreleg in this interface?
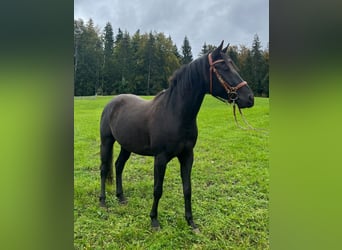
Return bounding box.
[150,154,168,230]
[115,148,131,204]
[178,149,199,231]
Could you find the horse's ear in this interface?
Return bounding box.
[218,40,224,50]
[212,40,224,59]
[222,43,230,53]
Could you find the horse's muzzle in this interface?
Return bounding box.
[239,94,254,108]
[248,94,254,107]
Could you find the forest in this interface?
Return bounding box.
[74,19,269,97]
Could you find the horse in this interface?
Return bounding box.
[99,41,254,231]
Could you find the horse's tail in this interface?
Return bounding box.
[99,136,115,185]
[100,106,115,185]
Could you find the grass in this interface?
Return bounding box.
[74,95,269,249]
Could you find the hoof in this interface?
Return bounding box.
[117,194,127,204]
[192,227,201,234]
[152,225,161,232]
[99,199,106,208]
[187,219,199,232]
[151,219,161,231]
[119,198,128,205]
[99,203,108,211]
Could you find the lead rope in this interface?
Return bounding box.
[229,101,269,134]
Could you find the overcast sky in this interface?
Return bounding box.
[74,0,268,57]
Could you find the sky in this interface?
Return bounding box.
[74,0,268,58]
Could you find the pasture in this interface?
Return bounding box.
[74,95,269,249]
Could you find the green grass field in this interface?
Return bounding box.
[74,95,269,249]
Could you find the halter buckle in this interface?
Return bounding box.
[227,91,238,101]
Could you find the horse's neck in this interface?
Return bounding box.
[166,62,207,122]
[175,89,204,122]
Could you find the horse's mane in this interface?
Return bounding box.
[168,59,205,95]
[150,66,190,104]
[168,64,190,89]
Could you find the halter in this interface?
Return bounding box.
[208,53,247,102]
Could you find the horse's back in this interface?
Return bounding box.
[103,94,147,115]
[108,94,146,107]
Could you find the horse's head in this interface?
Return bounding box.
[208,41,254,108]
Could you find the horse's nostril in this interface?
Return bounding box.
[248,94,254,106]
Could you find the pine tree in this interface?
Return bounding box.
[199,42,208,56]
[238,45,254,92]
[129,29,141,94]
[103,22,114,57]
[112,30,131,94]
[74,19,84,87]
[146,32,155,95]
[227,45,239,64]
[101,22,114,95]
[74,18,103,96]
[172,44,181,61]
[198,42,216,56]
[261,44,269,97]
[115,28,123,46]
[251,34,264,96]
[181,36,193,64]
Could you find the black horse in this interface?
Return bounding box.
[99,41,254,231]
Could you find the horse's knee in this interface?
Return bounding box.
[153,187,163,200]
[100,165,108,177]
[182,183,192,198]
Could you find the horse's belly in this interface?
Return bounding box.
[111,119,153,155]
[118,138,153,156]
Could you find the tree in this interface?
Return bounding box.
[103,23,114,56]
[250,34,269,97]
[172,43,181,61]
[198,42,217,57]
[115,28,123,45]
[181,36,193,64]
[153,32,180,92]
[238,45,254,92]
[101,22,114,95]
[261,44,269,96]
[113,30,131,94]
[129,29,142,94]
[147,32,156,94]
[227,45,239,64]
[251,34,264,96]
[235,36,269,97]
[73,19,268,97]
[200,42,208,56]
[74,19,84,85]
[74,18,103,96]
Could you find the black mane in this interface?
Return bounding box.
[168,64,190,89]
[168,55,207,96]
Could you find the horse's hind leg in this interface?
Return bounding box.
[115,147,131,204]
[99,135,115,207]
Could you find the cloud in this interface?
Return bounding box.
[74,0,269,56]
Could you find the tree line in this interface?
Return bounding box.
[74,18,269,97]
